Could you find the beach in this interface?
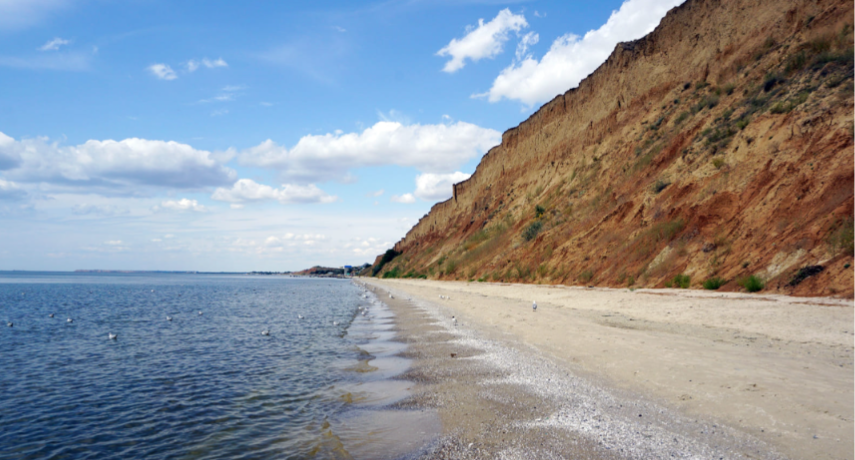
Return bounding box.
[360,278,854,460]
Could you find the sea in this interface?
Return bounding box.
[0,272,438,460]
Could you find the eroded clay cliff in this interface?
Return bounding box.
[373,0,854,297]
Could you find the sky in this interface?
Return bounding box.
[0,0,684,272]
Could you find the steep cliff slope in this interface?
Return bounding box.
[373,0,854,297]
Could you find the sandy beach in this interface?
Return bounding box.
[360,278,853,460]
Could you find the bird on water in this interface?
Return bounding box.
[108,333,117,340]
[49,314,54,318]
[261,329,270,336]
[6,321,12,327]
[67,318,73,323]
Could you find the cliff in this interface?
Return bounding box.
[374,0,854,297]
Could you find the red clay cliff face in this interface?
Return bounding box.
[374,0,854,297]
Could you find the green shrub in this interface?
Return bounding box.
[674,111,690,124]
[712,158,726,169]
[722,83,736,95]
[477,277,486,282]
[535,204,546,219]
[827,218,854,255]
[522,221,543,242]
[735,118,750,130]
[653,179,670,193]
[444,259,458,275]
[578,270,594,282]
[373,249,401,276]
[703,277,726,290]
[382,267,401,278]
[738,275,764,292]
[668,274,690,289]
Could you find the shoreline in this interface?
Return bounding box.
[364,278,854,460]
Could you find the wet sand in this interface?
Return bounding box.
[361,278,853,460]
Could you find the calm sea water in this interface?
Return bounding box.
[0,272,435,460]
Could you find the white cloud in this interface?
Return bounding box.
[414,172,470,201]
[0,52,90,71]
[479,0,684,106]
[211,179,337,205]
[71,204,129,216]
[0,178,25,200]
[155,198,207,212]
[0,0,69,31]
[0,131,236,190]
[390,193,416,204]
[333,26,346,33]
[104,240,123,246]
[515,31,539,61]
[211,109,229,117]
[187,57,228,72]
[148,63,177,80]
[437,8,528,73]
[0,132,21,169]
[238,121,499,183]
[222,85,245,92]
[366,189,384,197]
[38,37,70,51]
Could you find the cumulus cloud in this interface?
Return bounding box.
[366,189,384,197]
[390,193,416,204]
[0,179,26,200]
[211,179,337,205]
[38,37,70,51]
[479,0,684,106]
[155,198,207,212]
[0,131,236,191]
[238,121,499,183]
[414,172,470,201]
[0,132,21,170]
[437,9,528,73]
[148,63,177,80]
[186,57,228,72]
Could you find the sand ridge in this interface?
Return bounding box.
[366,278,853,460]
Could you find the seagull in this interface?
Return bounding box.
[452,316,457,326]
[333,321,339,326]
[298,314,304,319]
[6,322,12,327]
[67,318,73,323]
[362,311,367,316]
[49,314,54,318]
[198,311,203,316]
[532,301,537,312]
[389,294,394,299]
[261,330,270,336]
[166,316,173,321]
[108,333,118,340]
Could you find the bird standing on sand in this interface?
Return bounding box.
[452,316,457,326]
[389,294,394,299]
[108,333,117,340]
[532,301,537,312]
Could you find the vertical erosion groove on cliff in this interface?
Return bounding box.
[373,0,854,297]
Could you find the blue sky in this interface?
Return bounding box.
[0,0,683,271]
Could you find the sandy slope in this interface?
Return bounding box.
[367,278,853,460]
